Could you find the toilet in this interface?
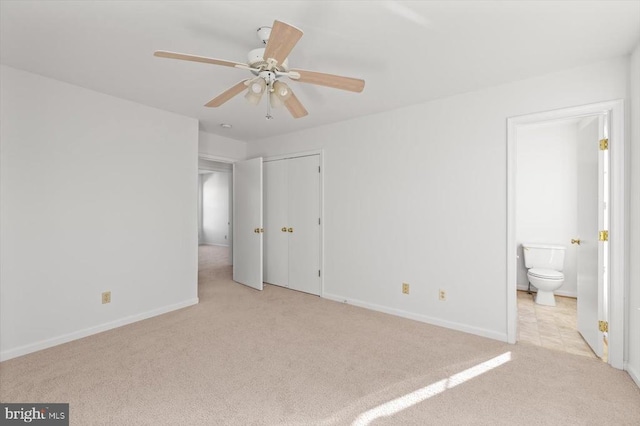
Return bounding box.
[522,243,566,306]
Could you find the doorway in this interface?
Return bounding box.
[199,158,232,247]
[506,100,626,369]
[198,155,234,296]
[514,117,602,358]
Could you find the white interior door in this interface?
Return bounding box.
[576,116,604,357]
[288,155,321,295]
[263,159,289,287]
[233,157,263,290]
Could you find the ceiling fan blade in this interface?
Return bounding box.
[204,80,249,107]
[154,50,246,68]
[263,20,303,66]
[284,91,308,119]
[290,69,365,93]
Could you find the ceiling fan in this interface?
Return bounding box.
[154,20,365,119]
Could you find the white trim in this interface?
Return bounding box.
[516,284,577,299]
[319,152,325,298]
[263,149,323,162]
[199,168,232,174]
[626,362,640,388]
[0,298,199,362]
[507,99,626,370]
[608,100,626,370]
[323,293,507,342]
[198,153,236,163]
[198,242,230,248]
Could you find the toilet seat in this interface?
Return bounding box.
[528,268,563,280]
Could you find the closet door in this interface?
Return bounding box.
[288,155,321,295]
[263,160,288,287]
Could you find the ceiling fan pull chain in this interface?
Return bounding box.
[265,84,274,120]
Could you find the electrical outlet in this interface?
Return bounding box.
[402,283,410,294]
[102,291,111,304]
[439,289,446,301]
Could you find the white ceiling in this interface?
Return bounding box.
[1,1,639,142]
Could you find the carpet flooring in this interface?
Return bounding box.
[1,245,639,425]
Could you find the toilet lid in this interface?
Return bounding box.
[528,268,564,279]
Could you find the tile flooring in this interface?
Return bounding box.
[517,290,597,359]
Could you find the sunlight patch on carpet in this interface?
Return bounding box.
[352,351,512,426]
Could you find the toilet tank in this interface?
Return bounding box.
[522,243,566,271]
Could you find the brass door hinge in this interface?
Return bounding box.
[599,138,609,150]
[598,320,609,333]
[598,230,609,242]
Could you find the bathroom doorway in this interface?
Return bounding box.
[506,100,626,369]
[514,116,602,359]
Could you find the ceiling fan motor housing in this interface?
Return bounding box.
[258,70,277,86]
[248,48,289,72]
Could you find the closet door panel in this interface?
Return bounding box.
[263,160,289,287]
[288,155,321,295]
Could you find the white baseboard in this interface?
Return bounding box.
[516,284,576,298]
[0,298,199,362]
[198,242,230,247]
[626,362,640,389]
[322,292,507,342]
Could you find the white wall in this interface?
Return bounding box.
[248,57,629,342]
[200,172,231,246]
[627,42,640,387]
[516,121,579,297]
[0,65,199,360]
[199,131,247,161]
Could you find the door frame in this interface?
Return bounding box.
[506,100,626,369]
[263,149,324,296]
[198,153,234,262]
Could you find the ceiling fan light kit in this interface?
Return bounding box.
[273,81,291,100]
[244,78,266,105]
[154,20,365,120]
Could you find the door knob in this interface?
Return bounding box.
[571,238,581,245]
[281,227,287,232]
[288,228,293,233]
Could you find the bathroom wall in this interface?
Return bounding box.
[516,120,580,297]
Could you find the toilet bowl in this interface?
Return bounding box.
[527,268,564,306]
[522,243,566,307]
